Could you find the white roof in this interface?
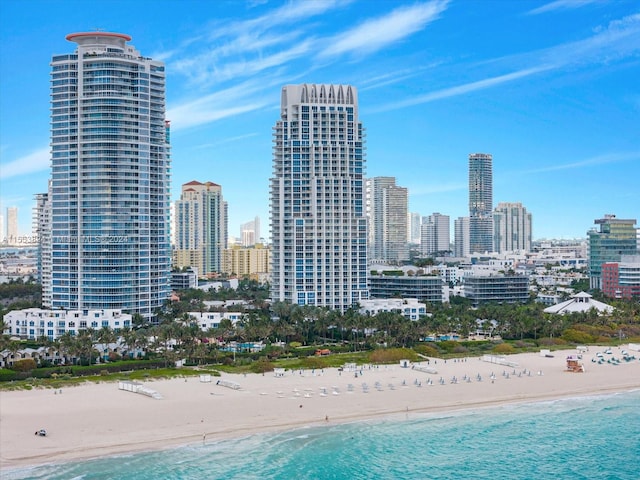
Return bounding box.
[543,292,613,315]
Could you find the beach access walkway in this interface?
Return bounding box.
[118,380,163,399]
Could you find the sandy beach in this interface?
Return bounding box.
[1,346,639,470]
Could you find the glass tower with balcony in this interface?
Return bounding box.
[46,32,171,320]
[270,84,368,312]
[469,153,493,253]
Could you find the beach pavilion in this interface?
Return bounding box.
[543,292,614,315]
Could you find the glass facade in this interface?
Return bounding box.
[270,84,368,312]
[45,32,171,320]
[469,153,493,253]
[464,275,530,307]
[588,215,638,289]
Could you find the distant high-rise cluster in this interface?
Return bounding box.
[366,177,408,263]
[174,181,228,276]
[39,32,171,319]
[240,217,261,247]
[270,84,368,311]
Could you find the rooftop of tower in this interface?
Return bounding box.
[65,31,131,48]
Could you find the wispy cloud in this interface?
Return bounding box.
[372,65,553,112]
[371,12,640,113]
[527,0,603,16]
[193,133,259,150]
[165,1,448,130]
[321,0,448,58]
[167,76,286,130]
[0,147,49,180]
[521,151,640,174]
[359,63,442,91]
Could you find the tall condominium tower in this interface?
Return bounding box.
[270,84,368,311]
[408,212,422,245]
[34,185,51,290]
[6,207,18,244]
[493,202,533,253]
[421,213,450,256]
[454,216,470,257]
[587,214,638,289]
[366,177,408,263]
[468,153,493,253]
[44,32,171,319]
[174,181,228,276]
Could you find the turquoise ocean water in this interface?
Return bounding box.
[4,390,639,480]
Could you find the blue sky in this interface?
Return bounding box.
[1,0,639,242]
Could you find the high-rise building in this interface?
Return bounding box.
[408,212,422,245]
[223,243,271,277]
[366,177,408,263]
[240,217,261,247]
[174,181,228,276]
[34,185,51,291]
[454,216,470,257]
[493,202,532,253]
[44,32,171,319]
[468,153,493,253]
[421,213,450,256]
[6,207,18,244]
[587,214,638,289]
[270,84,368,311]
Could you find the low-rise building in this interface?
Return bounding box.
[186,311,245,330]
[368,273,444,303]
[602,255,640,299]
[463,274,529,307]
[4,308,132,340]
[359,298,427,321]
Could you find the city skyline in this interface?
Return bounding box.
[1,0,639,240]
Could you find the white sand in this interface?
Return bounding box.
[1,347,638,470]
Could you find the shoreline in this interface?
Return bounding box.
[1,347,639,471]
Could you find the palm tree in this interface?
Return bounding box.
[96,326,117,362]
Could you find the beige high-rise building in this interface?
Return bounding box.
[366,177,408,263]
[174,181,228,276]
[222,243,270,277]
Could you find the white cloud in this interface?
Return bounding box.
[321,0,448,58]
[193,133,259,150]
[371,12,640,113]
[0,147,49,180]
[372,65,553,112]
[527,0,603,16]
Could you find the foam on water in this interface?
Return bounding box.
[4,390,639,480]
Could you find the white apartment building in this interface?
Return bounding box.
[421,212,450,256]
[187,311,245,330]
[454,216,470,257]
[4,308,132,340]
[359,298,427,321]
[270,84,368,312]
